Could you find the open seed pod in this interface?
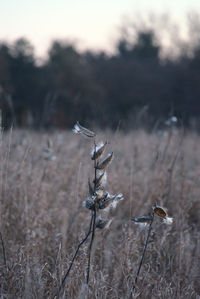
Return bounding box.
[83,198,95,210]
[96,152,113,170]
[73,121,96,138]
[132,215,153,224]
[99,195,116,209]
[153,205,167,218]
[102,193,124,211]
[91,141,107,160]
[93,171,107,188]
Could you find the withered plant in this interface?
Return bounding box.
[56,122,123,296]
[131,204,173,295]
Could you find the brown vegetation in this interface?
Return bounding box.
[0,129,199,298]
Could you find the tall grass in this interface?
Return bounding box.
[0,129,199,298]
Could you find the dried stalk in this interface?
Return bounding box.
[86,140,97,285]
[131,212,154,295]
[86,208,96,284]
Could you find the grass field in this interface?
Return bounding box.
[0,129,199,298]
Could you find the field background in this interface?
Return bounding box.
[0,129,199,298]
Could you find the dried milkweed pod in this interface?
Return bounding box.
[91,141,107,160]
[83,198,95,210]
[132,215,153,224]
[99,194,116,209]
[99,193,123,210]
[106,193,124,210]
[153,205,167,218]
[93,171,107,188]
[88,178,94,196]
[96,152,113,170]
[94,190,108,202]
[72,121,96,138]
[153,205,173,224]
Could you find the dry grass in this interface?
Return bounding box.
[0,129,199,298]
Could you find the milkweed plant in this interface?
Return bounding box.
[57,122,124,296]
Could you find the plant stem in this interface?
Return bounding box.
[94,139,97,189]
[86,208,96,284]
[132,212,155,293]
[86,140,98,285]
[56,212,94,297]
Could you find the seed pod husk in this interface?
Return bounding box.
[84,198,95,210]
[99,195,116,209]
[96,152,113,170]
[132,215,153,223]
[91,141,107,160]
[93,172,106,188]
[88,178,94,196]
[73,121,96,138]
[153,205,167,218]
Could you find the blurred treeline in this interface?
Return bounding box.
[1,21,200,130]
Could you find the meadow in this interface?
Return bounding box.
[0,128,199,298]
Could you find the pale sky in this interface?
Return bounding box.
[0,0,200,58]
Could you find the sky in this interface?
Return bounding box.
[0,0,200,58]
